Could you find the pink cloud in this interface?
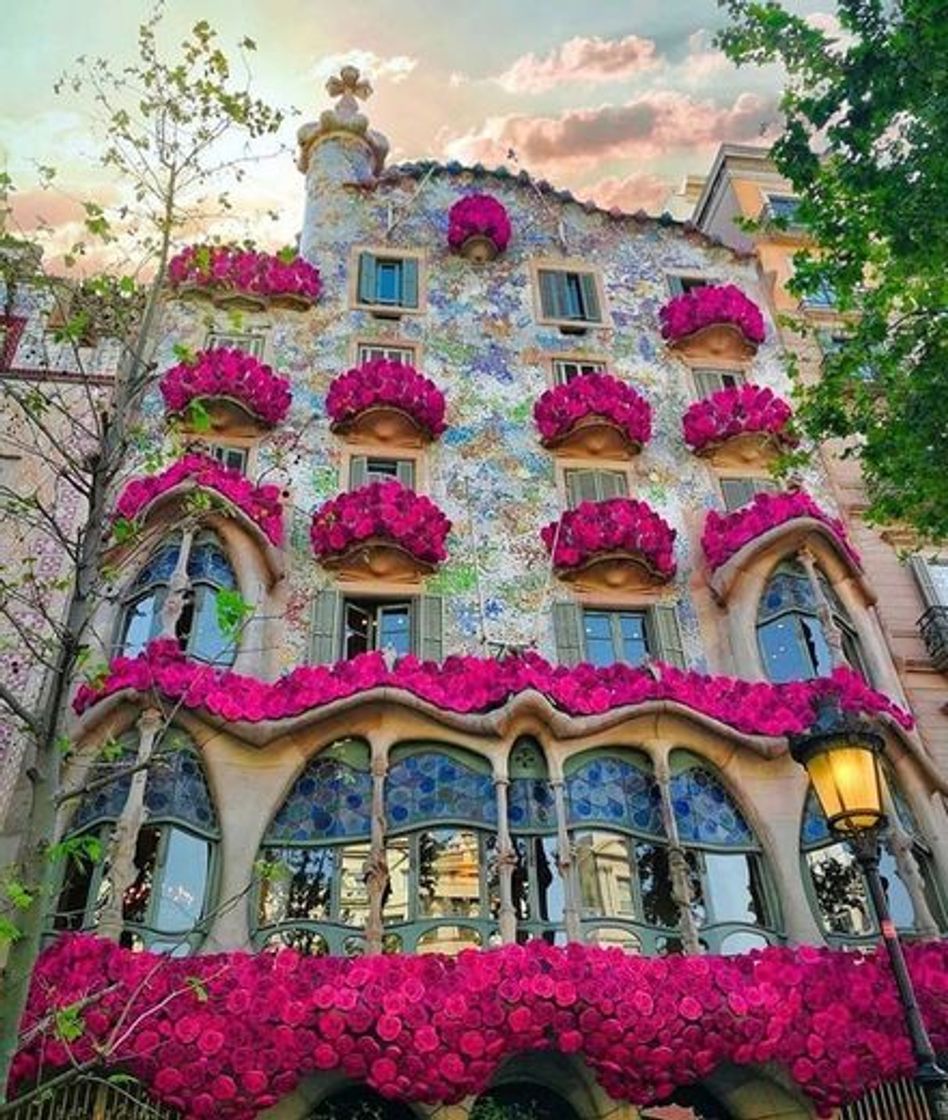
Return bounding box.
[445,90,779,172]
[586,171,672,215]
[497,35,660,93]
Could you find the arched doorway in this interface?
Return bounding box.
[309,1086,418,1119]
[471,1084,582,1120]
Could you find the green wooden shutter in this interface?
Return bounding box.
[396,460,415,488]
[417,595,443,662]
[400,259,419,308]
[539,270,567,319]
[693,369,726,397]
[310,589,341,664]
[358,252,377,304]
[650,603,686,668]
[552,601,584,666]
[597,470,629,500]
[667,275,685,297]
[578,272,601,322]
[565,469,599,508]
[349,456,368,490]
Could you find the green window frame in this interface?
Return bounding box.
[667,274,712,297]
[692,367,745,397]
[309,590,443,664]
[719,476,776,512]
[563,467,628,507]
[205,329,265,358]
[552,357,606,385]
[357,252,420,311]
[537,269,603,325]
[552,601,687,669]
[349,455,415,489]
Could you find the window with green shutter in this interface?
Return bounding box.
[537,268,604,325]
[667,274,712,297]
[357,252,420,311]
[692,367,745,397]
[564,468,628,508]
[310,592,443,663]
[349,456,415,489]
[552,601,687,669]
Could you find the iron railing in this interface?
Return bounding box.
[919,605,948,671]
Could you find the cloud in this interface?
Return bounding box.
[586,171,672,215]
[444,90,780,172]
[496,35,660,93]
[680,30,731,83]
[310,50,418,88]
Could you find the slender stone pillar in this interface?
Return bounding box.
[551,777,581,943]
[655,751,702,955]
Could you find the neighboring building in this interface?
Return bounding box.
[5,78,948,1120]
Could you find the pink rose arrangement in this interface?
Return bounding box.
[14,933,948,1119]
[113,453,284,546]
[447,194,512,254]
[542,499,677,581]
[326,360,446,440]
[534,373,652,451]
[659,284,766,347]
[73,639,912,736]
[160,349,292,427]
[682,384,795,454]
[702,490,861,573]
[310,481,451,568]
[167,245,322,304]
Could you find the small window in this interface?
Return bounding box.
[719,476,776,512]
[764,194,801,224]
[583,609,651,668]
[552,357,606,385]
[800,278,837,309]
[564,468,628,508]
[205,330,265,359]
[552,601,686,669]
[693,367,746,397]
[356,342,416,365]
[309,590,443,665]
[344,598,413,659]
[208,444,248,474]
[349,456,415,489]
[357,252,420,312]
[667,275,711,297]
[913,556,948,608]
[537,269,603,326]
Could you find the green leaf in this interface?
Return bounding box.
[112,517,137,544]
[187,398,212,432]
[186,975,209,1003]
[215,588,252,639]
[54,1004,85,1043]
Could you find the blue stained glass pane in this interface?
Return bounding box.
[801,788,832,845]
[267,757,372,842]
[566,757,664,838]
[385,751,496,830]
[131,544,181,591]
[145,741,217,834]
[70,757,134,831]
[670,767,753,847]
[188,541,236,588]
[509,777,556,832]
[121,591,163,656]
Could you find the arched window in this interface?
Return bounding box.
[55,729,218,954]
[566,749,778,954]
[384,743,497,955]
[507,738,564,944]
[756,559,865,682]
[801,774,945,943]
[119,532,238,665]
[256,739,373,957]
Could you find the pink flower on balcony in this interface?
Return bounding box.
[112,453,284,546]
[447,194,512,255]
[541,498,677,580]
[160,349,292,427]
[167,244,322,305]
[702,489,861,572]
[326,360,446,440]
[682,383,795,454]
[534,373,652,451]
[659,284,766,348]
[310,481,451,568]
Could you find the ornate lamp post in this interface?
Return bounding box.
[789,698,948,1118]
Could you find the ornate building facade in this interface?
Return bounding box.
[4,72,948,1120]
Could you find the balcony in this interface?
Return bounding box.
[919,605,948,671]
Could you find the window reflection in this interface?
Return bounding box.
[575,832,634,918]
[806,845,872,935]
[154,828,209,930]
[418,829,482,919]
[339,844,371,927]
[416,925,482,956]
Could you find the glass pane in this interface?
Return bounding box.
[383,838,410,922]
[508,776,556,831]
[720,930,769,955]
[55,847,98,930]
[123,826,160,924]
[417,828,482,918]
[670,767,753,847]
[704,852,765,925]
[153,828,209,931]
[619,613,648,666]
[758,617,816,682]
[927,560,948,606]
[567,754,664,838]
[365,458,400,480]
[416,925,482,956]
[879,847,916,929]
[800,614,833,676]
[564,273,584,318]
[586,927,640,952]
[533,836,564,923]
[386,751,496,828]
[145,742,217,834]
[635,842,679,928]
[265,929,328,956]
[344,602,371,659]
[188,541,236,587]
[131,544,180,590]
[574,832,634,918]
[266,756,372,843]
[509,836,529,920]
[377,606,411,656]
[338,843,370,927]
[583,611,617,666]
[376,261,401,303]
[187,585,233,664]
[122,592,162,656]
[259,847,333,924]
[806,845,873,935]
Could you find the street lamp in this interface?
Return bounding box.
[789,697,948,1119]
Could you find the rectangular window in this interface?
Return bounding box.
[356,341,416,365]
[349,456,415,489]
[553,601,686,669]
[552,357,607,385]
[693,367,746,397]
[343,598,413,659]
[582,609,651,668]
[564,468,628,508]
[309,590,443,664]
[205,330,265,358]
[357,252,420,311]
[800,278,837,309]
[208,444,248,473]
[763,194,802,224]
[667,275,711,297]
[537,269,603,325]
[719,476,776,512]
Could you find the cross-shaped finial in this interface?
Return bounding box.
[326,65,373,104]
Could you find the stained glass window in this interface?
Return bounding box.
[386,749,496,829]
[266,755,372,843]
[670,766,753,847]
[566,753,664,838]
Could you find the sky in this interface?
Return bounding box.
[0,0,833,262]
